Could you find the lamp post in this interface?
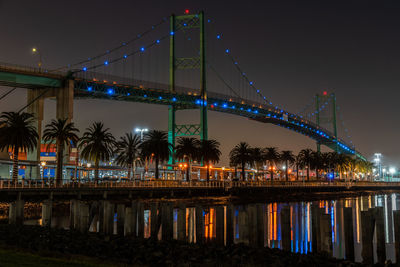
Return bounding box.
[32,48,42,71]
[40,161,46,185]
[135,128,149,177]
[135,128,148,141]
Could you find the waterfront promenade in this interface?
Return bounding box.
[1,180,400,201]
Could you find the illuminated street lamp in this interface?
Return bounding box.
[135,128,149,141]
[389,167,396,181]
[40,161,46,183]
[32,47,42,71]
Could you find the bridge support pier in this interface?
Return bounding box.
[41,199,52,227]
[9,199,24,225]
[393,210,400,264]
[343,207,355,261]
[238,207,249,245]
[215,206,224,246]
[195,205,204,244]
[78,203,90,233]
[116,204,125,235]
[177,204,186,241]
[225,205,234,246]
[281,206,291,251]
[102,201,114,235]
[161,203,173,241]
[137,201,144,238]
[150,203,159,238]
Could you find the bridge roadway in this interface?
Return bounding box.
[0,63,363,158]
[0,180,399,201]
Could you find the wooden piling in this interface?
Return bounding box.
[116,204,125,235]
[226,205,234,246]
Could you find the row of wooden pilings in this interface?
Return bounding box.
[8,199,400,263]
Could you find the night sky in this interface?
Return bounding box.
[1,0,399,166]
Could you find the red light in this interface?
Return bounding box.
[323,91,327,95]
[185,9,190,14]
[211,104,214,108]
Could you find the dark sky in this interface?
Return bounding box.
[0,0,399,166]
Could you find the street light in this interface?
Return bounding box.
[135,128,149,141]
[40,161,46,184]
[32,47,42,70]
[389,167,396,181]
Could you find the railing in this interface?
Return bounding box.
[1,179,400,190]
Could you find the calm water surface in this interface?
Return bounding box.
[23,193,400,263]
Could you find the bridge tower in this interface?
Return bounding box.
[315,92,338,153]
[168,11,207,165]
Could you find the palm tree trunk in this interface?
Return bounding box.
[94,159,99,183]
[316,168,319,181]
[307,166,310,181]
[241,162,245,181]
[285,161,289,182]
[206,164,210,182]
[56,145,64,187]
[128,164,132,180]
[186,159,190,181]
[270,164,274,181]
[155,157,159,179]
[12,149,19,183]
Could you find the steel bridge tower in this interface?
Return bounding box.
[315,92,338,153]
[168,11,207,165]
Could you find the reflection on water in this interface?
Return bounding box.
[23,193,400,263]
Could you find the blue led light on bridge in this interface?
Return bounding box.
[247,108,251,112]
[225,49,230,53]
[107,88,114,95]
[141,47,145,52]
[159,96,162,100]
[231,105,235,109]
[240,107,244,110]
[123,54,128,59]
[156,40,160,44]
[196,100,201,105]
[213,102,218,106]
[216,34,221,39]
[87,87,93,92]
[104,61,109,65]
[254,110,258,114]
[82,67,87,71]
[170,31,175,35]
[250,82,253,85]
[144,94,147,98]
[223,103,228,108]
[183,23,187,27]
[127,93,131,96]
[172,97,177,102]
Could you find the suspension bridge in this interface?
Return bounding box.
[0,11,365,168]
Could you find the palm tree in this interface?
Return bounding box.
[0,112,38,183]
[79,122,116,183]
[114,133,141,181]
[229,142,253,181]
[175,137,199,181]
[140,130,172,179]
[298,149,313,181]
[280,150,295,181]
[251,147,265,181]
[264,147,280,181]
[42,118,79,186]
[311,151,322,180]
[196,139,221,181]
[336,153,350,180]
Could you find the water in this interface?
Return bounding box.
[21,193,400,263]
